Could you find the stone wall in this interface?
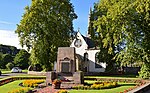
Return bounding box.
[28,71,47,76]
[73,71,84,84]
[46,71,57,86]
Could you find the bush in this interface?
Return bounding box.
[138,63,150,79]
[6,62,14,70]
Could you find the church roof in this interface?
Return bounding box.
[81,35,95,49]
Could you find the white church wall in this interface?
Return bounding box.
[70,32,106,72]
[87,50,105,72]
[70,32,88,56]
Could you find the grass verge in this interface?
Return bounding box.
[69,82,136,93]
[0,80,31,93]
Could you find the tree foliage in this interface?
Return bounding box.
[91,0,150,77]
[6,62,14,70]
[16,0,77,71]
[88,2,116,72]
[0,54,13,69]
[14,50,30,69]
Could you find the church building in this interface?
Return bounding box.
[70,31,106,73]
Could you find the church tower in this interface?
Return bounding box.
[87,7,92,39]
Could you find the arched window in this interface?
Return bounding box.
[84,52,88,61]
[95,52,102,68]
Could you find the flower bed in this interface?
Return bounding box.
[0,76,45,86]
[22,79,45,88]
[57,89,69,93]
[118,82,147,93]
[52,79,62,89]
[72,81,118,90]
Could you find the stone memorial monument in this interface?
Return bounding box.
[46,47,84,87]
[56,47,76,73]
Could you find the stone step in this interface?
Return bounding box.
[59,76,74,82]
[61,82,83,89]
[57,72,73,76]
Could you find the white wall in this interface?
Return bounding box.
[70,32,106,72]
[70,32,88,56]
[87,50,105,72]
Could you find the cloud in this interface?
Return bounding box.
[0,30,23,49]
[0,20,14,25]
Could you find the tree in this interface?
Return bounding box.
[16,0,77,71]
[88,2,116,72]
[0,54,13,69]
[6,62,14,70]
[93,0,150,78]
[13,50,30,69]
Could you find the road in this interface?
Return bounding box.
[0,72,27,79]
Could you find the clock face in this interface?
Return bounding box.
[74,39,82,48]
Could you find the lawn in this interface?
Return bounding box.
[1,69,28,74]
[69,82,136,93]
[69,85,134,93]
[0,80,30,93]
[0,80,136,93]
[0,74,139,93]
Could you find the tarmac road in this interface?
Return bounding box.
[0,72,27,79]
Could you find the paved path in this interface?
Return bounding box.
[35,86,58,93]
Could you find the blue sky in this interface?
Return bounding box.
[0,0,99,48]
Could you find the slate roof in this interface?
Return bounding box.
[81,35,95,49]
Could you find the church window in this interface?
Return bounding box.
[84,52,88,61]
[74,39,82,48]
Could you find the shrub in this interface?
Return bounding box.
[53,79,62,85]
[139,63,150,79]
[8,87,30,93]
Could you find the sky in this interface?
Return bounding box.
[0,0,99,49]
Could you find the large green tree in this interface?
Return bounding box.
[14,49,30,69]
[16,0,77,71]
[92,0,150,78]
[0,54,13,69]
[88,2,116,72]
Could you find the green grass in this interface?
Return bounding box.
[69,82,136,93]
[69,85,134,93]
[69,80,136,93]
[1,69,28,74]
[0,80,31,93]
[0,79,137,93]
